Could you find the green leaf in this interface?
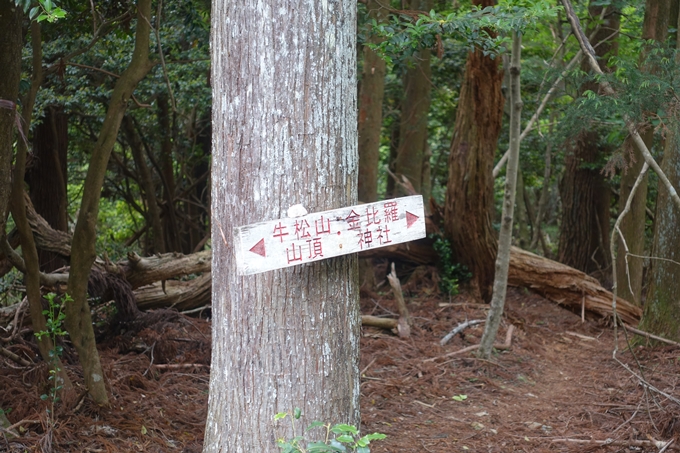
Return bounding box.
[452,394,468,402]
[306,421,326,431]
[335,435,354,443]
[362,433,386,442]
[330,424,358,435]
[274,412,288,421]
[36,14,49,22]
[293,407,302,419]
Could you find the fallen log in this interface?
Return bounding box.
[134,272,211,311]
[358,243,641,325]
[508,247,641,325]
[121,250,211,289]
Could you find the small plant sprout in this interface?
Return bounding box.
[274,408,386,453]
[452,394,468,402]
[34,293,70,426]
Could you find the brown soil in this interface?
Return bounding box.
[1,287,679,452]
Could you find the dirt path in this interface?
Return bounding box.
[360,288,679,452]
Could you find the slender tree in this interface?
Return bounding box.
[205,0,360,451]
[444,0,504,302]
[479,31,522,358]
[65,0,154,405]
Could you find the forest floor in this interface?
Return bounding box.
[1,283,679,452]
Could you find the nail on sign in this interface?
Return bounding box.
[234,195,426,275]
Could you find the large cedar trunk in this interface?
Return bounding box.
[206,1,360,451]
[558,131,612,278]
[615,0,670,305]
[25,107,69,272]
[394,0,433,196]
[444,0,504,302]
[558,4,619,282]
[358,0,388,203]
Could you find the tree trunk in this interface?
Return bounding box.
[637,125,680,338]
[122,115,165,254]
[26,107,69,272]
[0,2,22,240]
[65,0,154,406]
[478,31,523,359]
[358,0,388,204]
[557,130,612,278]
[615,0,670,305]
[443,0,504,302]
[206,1,360,451]
[557,3,619,282]
[640,11,680,339]
[394,0,433,196]
[157,94,181,252]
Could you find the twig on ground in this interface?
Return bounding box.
[440,319,485,346]
[551,437,672,449]
[180,305,211,315]
[0,346,31,366]
[153,363,210,370]
[361,357,377,376]
[425,325,515,362]
[5,419,40,432]
[623,324,680,347]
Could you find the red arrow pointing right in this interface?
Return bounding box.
[406,211,419,228]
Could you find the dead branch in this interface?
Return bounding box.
[440,319,485,346]
[0,345,31,366]
[361,315,398,330]
[551,437,672,449]
[623,324,680,347]
[425,325,515,362]
[387,262,411,338]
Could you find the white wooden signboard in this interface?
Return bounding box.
[234,195,426,275]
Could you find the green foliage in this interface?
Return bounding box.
[369,2,559,64]
[15,0,67,22]
[35,293,69,407]
[431,234,472,296]
[275,409,386,453]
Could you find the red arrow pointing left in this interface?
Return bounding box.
[249,238,266,257]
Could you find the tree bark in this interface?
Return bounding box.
[478,31,523,359]
[25,107,69,272]
[444,0,504,302]
[640,127,680,339]
[615,0,670,305]
[558,3,619,282]
[206,1,360,451]
[65,0,155,406]
[358,0,389,204]
[394,0,433,196]
[0,2,22,240]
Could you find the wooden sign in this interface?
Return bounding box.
[234,195,426,275]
